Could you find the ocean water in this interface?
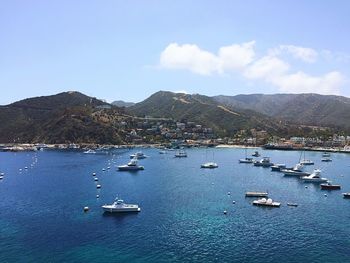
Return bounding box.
[0,148,349,263]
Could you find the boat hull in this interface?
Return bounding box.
[320,184,341,190]
[102,206,141,213]
[118,166,144,171]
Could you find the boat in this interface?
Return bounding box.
[301,169,328,183]
[300,159,314,165]
[252,151,260,157]
[321,157,332,162]
[118,158,144,171]
[271,164,286,172]
[342,193,350,199]
[320,182,341,190]
[239,157,254,163]
[245,191,268,197]
[130,152,147,159]
[287,203,298,207]
[159,150,167,154]
[253,157,274,167]
[83,149,96,154]
[282,163,310,177]
[322,152,331,157]
[201,162,218,168]
[252,198,281,207]
[175,149,187,158]
[102,197,141,213]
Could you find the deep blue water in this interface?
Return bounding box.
[0,148,349,263]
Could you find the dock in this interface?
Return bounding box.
[245,191,268,197]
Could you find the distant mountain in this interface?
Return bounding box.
[0,92,126,144]
[111,100,135,107]
[214,93,350,130]
[128,91,284,136]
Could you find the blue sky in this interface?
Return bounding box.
[0,0,349,104]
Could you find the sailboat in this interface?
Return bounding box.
[300,150,314,165]
[239,147,253,163]
[201,148,218,168]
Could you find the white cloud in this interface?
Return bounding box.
[158,41,345,95]
[160,43,219,75]
[272,45,318,63]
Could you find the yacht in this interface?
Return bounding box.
[271,164,286,172]
[253,157,274,167]
[342,193,350,199]
[282,163,310,177]
[118,158,144,171]
[301,169,328,183]
[175,149,187,158]
[201,162,218,168]
[130,152,147,159]
[252,198,281,207]
[322,152,331,157]
[102,198,141,213]
[239,157,254,163]
[321,157,332,162]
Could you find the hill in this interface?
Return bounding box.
[0,92,126,144]
[127,91,285,137]
[214,93,350,130]
[111,100,135,107]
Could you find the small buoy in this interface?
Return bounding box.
[83,206,89,212]
[0,172,4,176]
[92,172,96,176]
[305,186,308,188]
[107,167,110,169]
[211,183,214,185]
[96,184,101,189]
[94,177,98,181]
[102,168,105,171]
[232,201,236,204]
[324,194,327,197]
[19,169,22,171]
[223,210,227,215]
[24,167,28,169]
[0,176,3,180]
[96,195,100,198]
[227,192,231,195]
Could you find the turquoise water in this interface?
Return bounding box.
[0,148,349,263]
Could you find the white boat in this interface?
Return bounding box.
[118,158,144,171]
[322,152,331,157]
[84,149,96,154]
[252,198,281,207]
[282,163,310,177]
[301,169,328,183]
[201,162,218,168]
[300,159,314,165]
[102,198,141,213]
[253,157,274,167]
[271,164,286,171]
[239,157,254,163]
[175,149,187,158]
[130,152,147,159]
[321,157,332,162]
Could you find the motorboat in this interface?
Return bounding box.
[84,149,96,154]
[301,169,328,183]
[175,149,187,158]
[239,157,254,163]
[342,193,350,199]
[253,157,274,167]
[102,197,141,213]
[300,159,314,165]
[321,157,332,162]
[252,198,281,207]
[130,152,147,159]
[320,182,341,190]
[271,164,286,172]
[322,152,331,157]
[201,162,218,168]
[282,163,310,177]
[245,191,268,197]
[252,151,260,157]
[118,158,144,171]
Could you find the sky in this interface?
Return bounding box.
[0,0,350,104]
